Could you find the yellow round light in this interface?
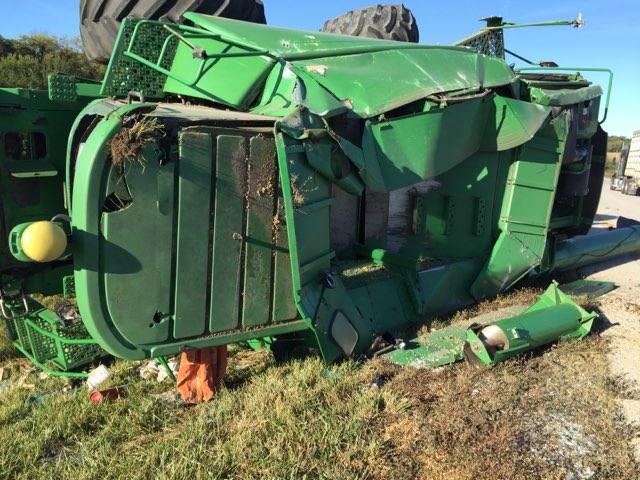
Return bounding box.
[20,221,68,263]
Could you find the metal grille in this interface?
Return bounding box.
[101,19,178,99]
[2,306,104,371]
[456,30,505,58]
[48,75,78,102]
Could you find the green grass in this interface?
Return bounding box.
[0,294,638,479]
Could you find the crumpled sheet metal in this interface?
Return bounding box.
[186,12,516,119]
[295,49,516,118]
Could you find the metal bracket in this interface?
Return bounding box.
[0,286,30,320]
[517,66,614,124]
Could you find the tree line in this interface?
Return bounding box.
[608,136,631,153]
[0,34,104,90]
[0,35,633,148]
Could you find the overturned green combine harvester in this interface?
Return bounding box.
[2,11,639,389]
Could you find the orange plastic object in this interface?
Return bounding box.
[176,346,228,404]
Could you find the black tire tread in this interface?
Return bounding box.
[321,4,419,43]
[80,0,266,64]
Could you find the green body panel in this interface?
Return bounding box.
[102,144,174,346]
[528,85,603,106]
[362,96,550,192]
[103,16,516,119]
[413,153,499,259]
[385,326,468,368]
[294,50,515,118]
[243,136,278,328]
[552,226,640,271]
[37,18,630,366]
[487,96,551,151]
[209,134,247,332]
[184,13,428,58]
[0,86,96,276]
[362,98,492,191]
[471,115,569,298]
[174,131,213,339]
[0,80,103,374]
[465,283,597,366]
[72,103,154,360]
[559,279,617,299]
[252,63,298,117]
[164,38,275,109]
[385,283,597,368]
[70,105,303,359]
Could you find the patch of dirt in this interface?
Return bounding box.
[290,175,306,207]
[581,182,640,460]
[363,337,640,480]
[255,169,275,199]
[289,174,319,207]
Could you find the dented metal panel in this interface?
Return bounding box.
[295,50,515,117]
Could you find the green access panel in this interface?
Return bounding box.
[75,123,303,360]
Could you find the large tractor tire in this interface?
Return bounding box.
[80,0,266,64]
[321,4,419,43]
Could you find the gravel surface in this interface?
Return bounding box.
[582,179,640,460]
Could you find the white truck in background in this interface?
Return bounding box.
[611,130,640,195]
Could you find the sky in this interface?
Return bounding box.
[0,0,638,136]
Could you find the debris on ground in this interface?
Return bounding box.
[177,346,227,404]
[150,390,186,407]
[86,365,110,389]
[89,385,129,403]
[139,358,179,383]
[384,282,597,369]
[27,392,60,406]
[366,337,640,480]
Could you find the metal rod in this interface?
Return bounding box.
[504,48,536,65]
[156,356,176,383]
[484,19,582,31]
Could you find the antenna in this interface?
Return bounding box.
[573,13,585,28]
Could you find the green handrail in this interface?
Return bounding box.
[13,342,89,379]
[25,317,98,345]
[123,20,270,88]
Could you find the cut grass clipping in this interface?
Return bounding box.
[0,292,638,479]
[110,117,163,169]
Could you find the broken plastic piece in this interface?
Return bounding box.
[86,365,110,389]
[139,357,179,383]
[176,346,227,404]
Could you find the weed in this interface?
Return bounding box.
[110,117,164,169]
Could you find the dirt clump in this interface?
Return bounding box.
[110,117,164,168]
